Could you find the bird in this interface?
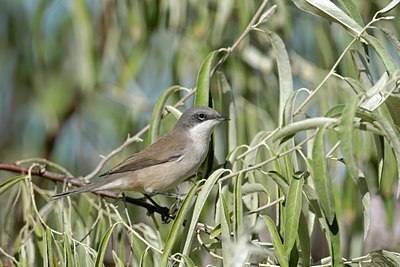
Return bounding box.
[51,106,229,200]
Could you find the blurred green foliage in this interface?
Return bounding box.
[1,0,400,266]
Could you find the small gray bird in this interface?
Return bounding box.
[52,106,229,199]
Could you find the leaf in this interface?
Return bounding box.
[339,96,371,240]
[63,235,73,267]
[148,85,184,143]
[220,189,232,267]
[370,250,400,266]
[337,0,364,26]
[284,172,304,254]
[376,0,400,15]
[262,29,293,126]
[194,50,220,107]
[179,169,230,264]
[298,212,311,267]
[292,0,363,36]
[161,180,201,267]
[253,5,277,28]
[211,71,233,161]
[241,182,270,196]
[363,34,398,75]
[350,50,373,88]
[234,174,243,240]
[180,255,196,267]
[312,125,336,224]
[95,223,118,267]
[0,175,27,196]
[263,216,288,267]
[339,96,359,182]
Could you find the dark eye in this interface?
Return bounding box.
[198,113,206,121]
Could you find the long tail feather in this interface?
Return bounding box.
[51,185,93,200]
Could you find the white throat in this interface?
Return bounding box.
[188,120,220,143]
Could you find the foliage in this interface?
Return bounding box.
[1,0,400,266]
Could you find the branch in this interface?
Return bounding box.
[0,162,173,223]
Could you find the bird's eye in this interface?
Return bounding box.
[198,113,206,121]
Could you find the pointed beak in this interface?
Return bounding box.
[217,115,230,121]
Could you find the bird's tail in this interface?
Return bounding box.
[51,184,94,200]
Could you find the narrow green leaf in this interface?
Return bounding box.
[339,97,371,240]
[298,212,311,267]
[139,247,150,267]
[312,125,336,224]
[194,50,219,106]
[386,95,400,128]
[337,0,364,26]
[253,5,277,28]
[95,223,118,267]
[292,0,363,36]
[268,171,289,195]
[234,173,243,240]
[111,250,125,267]
[263,216,288,267]
[46,228,53,267]
[376,0,400,15]
[161,180,201,267]
[262,29,293,126]
[179,169,230,263]
[182,169,228,264]
[63,235,73,267]
[180,255,196,267]
[220,189,232,267]
[148,85,183,143]
[0,175,27,196]
[284,172,304,254]
[328,216,342,265]
[241,182,270,196]
[211,71,233,162]
[350,50,373,88]
[363,34,398,75]
[339,96,359,182]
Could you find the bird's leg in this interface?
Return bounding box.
[143,194,163,207]
[143,194,173,223]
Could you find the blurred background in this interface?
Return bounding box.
[1,0,400,265]
[2,0,397,174]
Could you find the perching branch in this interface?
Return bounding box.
[0,162,173,223]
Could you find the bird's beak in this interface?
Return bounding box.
[217,115,230,121]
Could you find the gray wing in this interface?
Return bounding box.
[100,131,186,177]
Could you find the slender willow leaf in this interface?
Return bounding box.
[284,172,304,254]
[161,180,201,267]
[337,0,364,26]
[234,173,243,240]
[339,96,359,182]
[220,189,232,267]
[179,169,229,266]
[194,50,219,106]
[0,175,27,196]
[298,212,310,267]
[63,235,73,267]
[263,216,288,267]
[260,29,293,126]
[148,85,183,143]
[292,0,363,36]
[312,125,336,224]
[363,34,398,75]
[339,96,371,239]
[95,223,118,267]
[376,0,400,15]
